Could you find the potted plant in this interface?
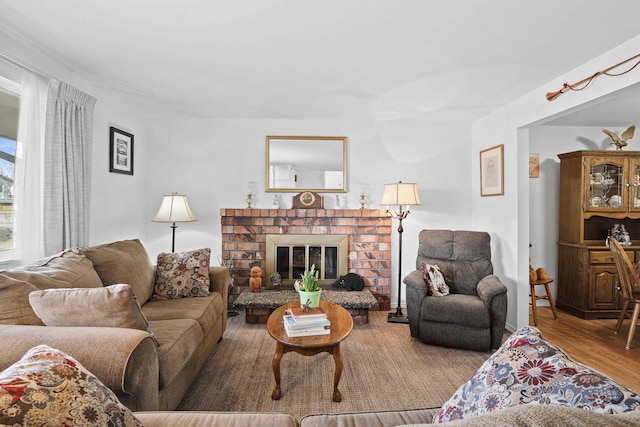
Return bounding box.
[295,264,322,307]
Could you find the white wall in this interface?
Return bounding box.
[472,35,640,331]
[142,115,473,305]
[88,89,153,246]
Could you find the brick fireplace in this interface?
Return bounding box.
[220,208,393,310]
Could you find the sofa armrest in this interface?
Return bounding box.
[0,324,159,411]
[208,266,230,298]
[209,266,230,334]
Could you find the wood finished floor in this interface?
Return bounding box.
[531,306,640,392]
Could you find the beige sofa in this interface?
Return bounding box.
[0,239,229,412]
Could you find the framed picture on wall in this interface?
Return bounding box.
[480,144,504,196]
[109,127,134,175]
[529,153,540,178]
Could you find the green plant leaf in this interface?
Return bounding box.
[300,264,321,292]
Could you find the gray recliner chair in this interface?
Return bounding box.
[404,229,507,351]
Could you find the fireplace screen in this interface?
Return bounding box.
[266,235,348,287]
[276,245,339,280]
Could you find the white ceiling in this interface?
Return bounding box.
[1,1,640,125]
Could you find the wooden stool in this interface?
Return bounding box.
[529,278,558,326]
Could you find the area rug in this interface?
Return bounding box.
[177,310,494,420]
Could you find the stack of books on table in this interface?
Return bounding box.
[283,307,331,337]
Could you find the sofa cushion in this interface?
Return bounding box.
[136,411,300,427]
[152,248,211,300]
[300,408,441,427]
[432,326,640,424]
[429,404,640,426]
[0,345,143,427]
[3,249,103,290]
[79,239,155,304]
[0,274,43,325]
[28,284,158,344]
[149,318,203,389]
[143,292,223,338]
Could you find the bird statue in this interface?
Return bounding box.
[602,125,635,150]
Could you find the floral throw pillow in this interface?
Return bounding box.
[0,345,143,427]
[152,248,211,300]
[432,326,640,424]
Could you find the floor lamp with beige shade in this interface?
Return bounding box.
[381,182,421,323]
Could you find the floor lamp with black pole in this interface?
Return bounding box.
[381,181,421,323]
[152,193,197,252]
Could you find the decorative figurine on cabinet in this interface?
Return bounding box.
[609,224,632,246]
[602,125,635,150]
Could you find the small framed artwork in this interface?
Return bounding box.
[529,153,540,178]
[109,127,134,175]
[480,144,504,196]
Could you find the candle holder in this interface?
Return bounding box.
[246,181,256,208]
[359,183,368,209]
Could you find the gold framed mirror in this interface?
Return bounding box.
[265,135,347,193]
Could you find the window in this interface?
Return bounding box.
[0,83,19,256]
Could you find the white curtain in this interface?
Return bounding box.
[43,80,96,254]
[14,70,48,263]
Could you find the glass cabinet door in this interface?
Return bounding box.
[630,158,640,212]
[585,157,625,212]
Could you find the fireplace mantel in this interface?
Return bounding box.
[220,208,392,310]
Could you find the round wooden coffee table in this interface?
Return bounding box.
[267,300,353,402]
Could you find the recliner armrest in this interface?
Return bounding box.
[477,274,508,348]
[404,270,428,337]
[404,270,428,300]
[476,274,507,308]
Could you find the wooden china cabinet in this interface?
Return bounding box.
[557,150,640,319]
